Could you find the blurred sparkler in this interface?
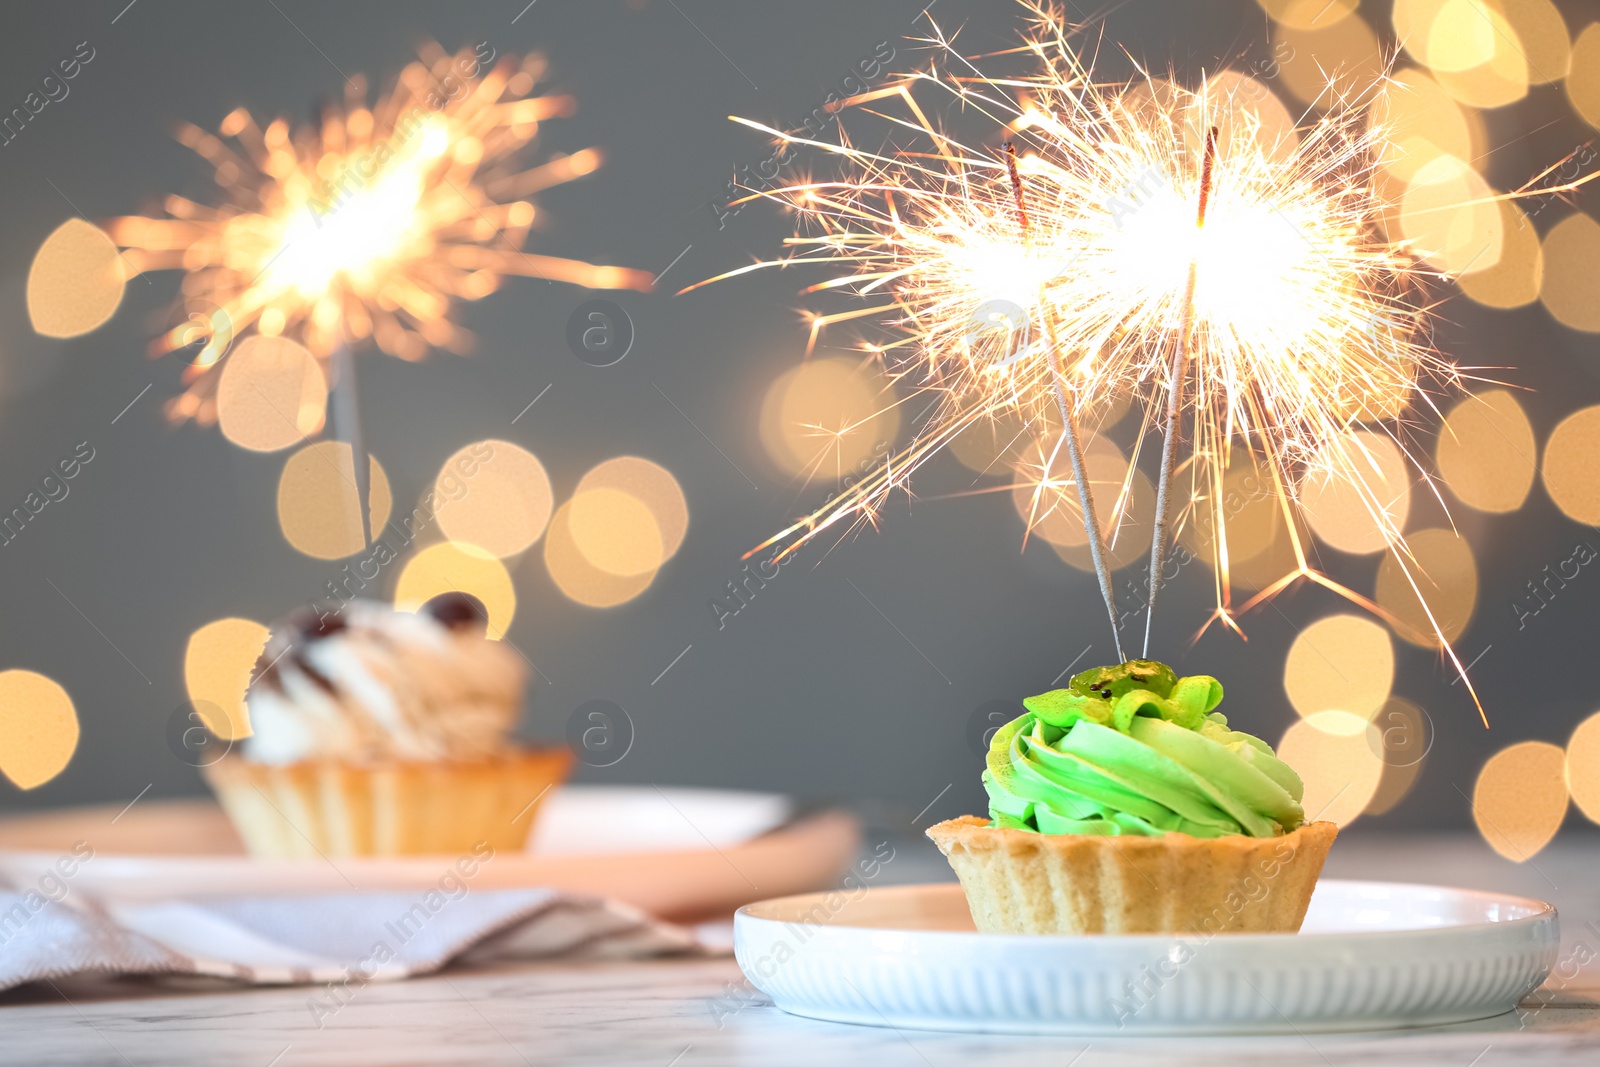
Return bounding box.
[86,42,650,547]
[106,43,651,424]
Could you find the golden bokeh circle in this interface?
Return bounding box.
[1189,71,1299,164]
[576,457,689,560]
[1400,155,1503,275]
[1284,613,1395,721]
[568,487,665,578]
[1394,0,1457,65]
[1425,0,1499,71]
[758,357,899,480]
[1228,515,1310,590]
[543,499,657,608]
[216,336,328,453]
[1365,698,1431,816]
[184,618,269,741]
[1437,390,1537,513]
[1489,0,1570,84]
[277,442,393,560]
[1184,470,1311,592]
[0,670,79,790]
[948,400,1132,475]
[27,219,125,338]
[1434,6,1530,108]
[1371,68,1481,184]
[1538,212,1600,332]
[1257,0,1357,30]
[1274,15,1385,106]
[433,440,553,558]
[950,409,1035,474]
[1180,462,1283,570]
[1118,77,1185,126]
[1568,23,1600,128]
[1473,740,1568,861]
[394,542,517,639]
[1374,528,1478,648]
[1010,439,1154,571]
[1277,710,1385,827]
[1458,201,1543,309]
[1565,710,1600,825]
[1395,0,1534,107]
[1299,430,1411,555]
[1542,404,1600,524]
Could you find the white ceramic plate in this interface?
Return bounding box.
[735,880,1559,1035]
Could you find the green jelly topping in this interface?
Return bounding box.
[984,660,1306,838]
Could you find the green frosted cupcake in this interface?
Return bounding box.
[928,660,1337,934]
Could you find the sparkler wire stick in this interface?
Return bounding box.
[1003,140,1125,662]
[1142,126,1218,658]
[328,342,372,548]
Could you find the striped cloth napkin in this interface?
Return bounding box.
[0,885,701,994]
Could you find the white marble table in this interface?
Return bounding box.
[3,833,1598,1066]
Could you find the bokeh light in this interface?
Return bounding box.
[1300,430,1411,555]
[1489,0,1571,83]
[27,219,125,338]
[1538,213,1600,332]
[1196,476,1314,592]
[1472,740,1568,861]
[1256,0,1357,30]
[568,488,664,577]
[1568,23,1600,128]
[949,407,1037,475]
[1180,459,1283,573]
[1542,404,1600,524]
[1277,710,1384,827]
[0,670,79,790]
[1400,155,1502,275]
[395,541,516,639]
[433,440,552,558]
[1436,390,1536,512]
[758,357,899,479]
[1375,527,1478,648]
[1396,0,1536,107]
[1565,710,1600,825]
[277,442,393,560]
[1433,4,1530,108]
[576,457,689,559]
[184,617,269,740]
[948,398,1130,475]
[215,336,328,452]
[1010,438,1154,571]
[1393,0,1464,66]
[1189,71,1299,163]
[543,499,656,607]
[1284,613,1394,721]
[1371,68,1481,184]
[1273,14,1384,106]
[1457,201,1543,309]
[1364,698,1430,816]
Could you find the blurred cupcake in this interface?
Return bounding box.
[204,594,570,858]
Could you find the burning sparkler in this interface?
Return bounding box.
[76,42,651,548]
[104,42,650,424]
[689,1,1595,713]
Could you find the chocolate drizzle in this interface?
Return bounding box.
[422,592,489,632]
[248,596,490,702]
[250,607,349,694]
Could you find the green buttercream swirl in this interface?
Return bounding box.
[984,660,1306,838]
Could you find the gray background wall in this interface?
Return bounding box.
[0,0,1595,833]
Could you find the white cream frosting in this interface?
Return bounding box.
[243,600,526,765]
